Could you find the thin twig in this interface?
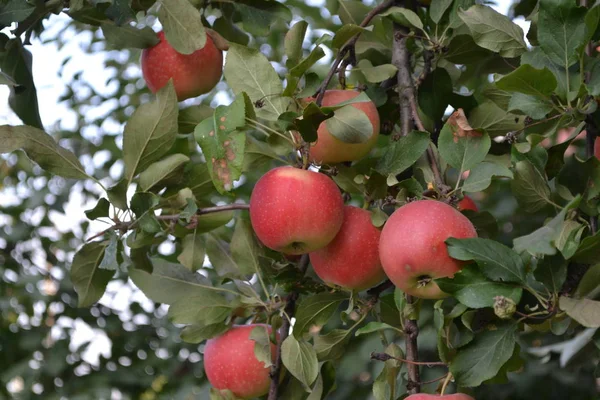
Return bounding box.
[403,294,422,394]
[370,351,446,367]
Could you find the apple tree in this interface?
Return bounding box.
[1,0,599,399]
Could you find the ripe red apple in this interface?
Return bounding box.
[304,90,380,164]
[141,31,223,101]
[309,205,386,291]
[379,200,478,299]
[457,195,478,212]
[249,166,344,254]
[595,136,600,160]
[405,394,475,400]
[204,324,276,399]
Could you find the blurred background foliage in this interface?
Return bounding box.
[0,0,598,399]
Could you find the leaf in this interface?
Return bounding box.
[177,231,206,271]
[158,0,206,54]
[430,0,453,23]
[419,68,453,123]
[538,0,587,68]
[572,232,600,264]
[556,220,585,259]
[0,0,36,25]
[230,219,262,277]
[250,325,273,368]
[325,105,373,144]
[534,254,567,293]
[178,104,214,133]
[380,7,424,30]
[0,70,16,86]
[513,196,581,256]
[496,64,557,98]
[559,297,600,328]
[123,81,178,183]
[507,93,554,120]
[436,266,522,309]
[139,153,189,191]
[356,60,397,83]
[294,292,348,338]
[285,21,308,63]
[98,231,119,271]
[232,0,292,37]
[283,45,326,96]
[314,329,351,361]
[355,322,400,337]
[194,95,247,194]
[206,234,240,278]
[70,242,114,307]
[85,198,111,220]
[511,160,552,213]
[575,264,600,298]
[331,24,369,49]
[446,238,526,283]
[468,101,525,138]
[438,109,491,173]
[181,323,229,343]
[0,125,89,179]
[281,335,319,387]
[130,192,161,234]
[372,343,403,400]
[107,179,129,210]
[101,23,159,49]
[376,131,430,176]
[462,162,513,193]
[450,323,518,387]
[458,5,527,58]
[224,44,290,121]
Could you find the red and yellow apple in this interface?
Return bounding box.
[304,90,380,164]
[379,200,478,299]
[309,205,386,291]
[249,166,344,254]
[405,394,475,400]
[457,195,478,212]
[595,136,600,160]
[141,31,223,101]
[203,324,276,399]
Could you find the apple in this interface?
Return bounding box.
[457,195,478,212]
[379,200,478,299]
[141,31,223,101]
[309,205,386,291]
[249,166,344,254]
[405,394,475,400]
[304,90,380,164]
[203,324,277,399]
[595,137,600,160]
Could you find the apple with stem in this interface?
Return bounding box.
[203,324,277,399]
[304,90,380,164]
[250,166,344,254]
[141,31,223,101]
[309,205,386,291]
[405,394,475,400]
[457,195,478,212]
[379,200,477,299]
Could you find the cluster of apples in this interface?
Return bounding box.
[140,31,477,399]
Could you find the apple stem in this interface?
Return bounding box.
[440,372,453,396]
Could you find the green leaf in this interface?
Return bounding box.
[100,23,159,49]
[224,44,290,121]
[314,329,352,361]
[70,242,114,307]
[534,254,567,293]
[194,94,249,194]
[0,125,90,179]
[281,335,319,387]
[573,232,600,264]
[178,104,214,133]
[556,220,585,259]
[559,297,600,328]
[538,0,587,68]
[283,45,326,96]
[436,266,522,309]
[355,322,400,337]
[458,5,527,58]
[575,264,600,298]
[419,68,453,123]
[496,64,557,97]
[446,238,526,283]
[285,21,308,63]
[325,105,373,144]
[507,93,554,120]
[139,153,189,191]
[250,326,273,368]
[0,0,35,25]
[0,70,16,86]
[331,24,369,49]
[85,198,111,221]
[462,162,513,193]
[511,160,552,213]
[294,292,348,338]
[181,323,229,343]
[158,0,206,54]
[168,290,236,326]
[438,111,491,173]
[380,7,424,30]
[356,60,397,83]
[107,179,129,210]
[513,196,581,256]
[98,231,119,271]
[206,234,240,278]
[376,131,430,176]
[468,101,525,138]
[372,343,403,400]
[430,0,453,24]
[177,231,206,271]
[230,219,262,277]
[232,0,292,37]
[450,323,518,387]
[123,81,178,183]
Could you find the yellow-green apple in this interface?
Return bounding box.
[309,205,386,290]
[203,324,276,399]
[405,394,475,400]
[141,31,223,101]
[379,200,477,299]
[304,90,380,164]
[457,195,478,212]
[249,166,344,254]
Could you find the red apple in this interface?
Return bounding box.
[595,137,600,160]
[141,31,223,101]
[379,200,477,299]
[405,394,475,400]
[304,90,380,164]
[204,324,276,399]
[249,166,344,254]
[309,205,386,291]
[457,195,478,212]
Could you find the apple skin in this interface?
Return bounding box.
[204,324,276,399]
[305,90,380,164]
[141,31,223,101]
[405,394,475,400]
[457,195,478,212]
[595,137,600,160]
[249,166,344,254]
[309,205,386,291]
[379,200,478,299]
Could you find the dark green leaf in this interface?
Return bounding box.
[281,335,319,387]
[511,160,552,213]
[181,323,229,343]
[294,292,348,338]
[71,242,114,307]
[496,64,557,97]
[534,254,567,293]
[438,111,491,173]
[158,0,206,54]
[376,131,430,177]
[139,153,189,191]
[462,162,513,193]
[85,198,111,220]
[177,231,206,271]
[101,23,159,49]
